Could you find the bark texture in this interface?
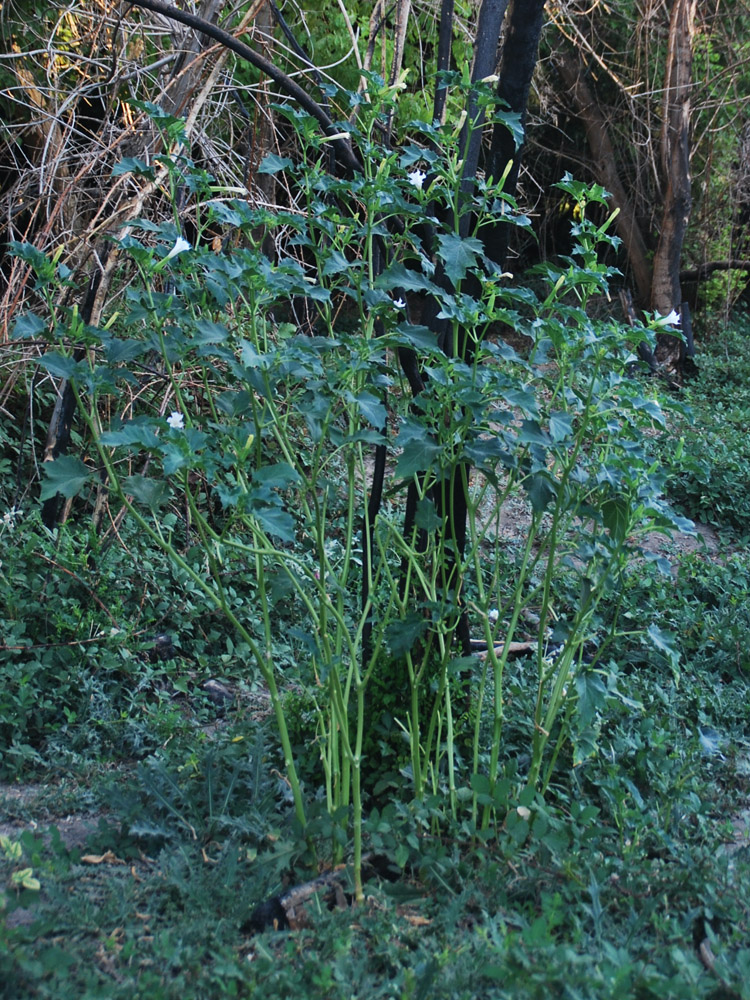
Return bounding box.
[651,0,697,363]
[484,0,546,268]
[556,52,652,305]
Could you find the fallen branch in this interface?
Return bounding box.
[472,639,539,661]
[679,259,750,282]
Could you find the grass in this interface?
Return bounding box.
[2,312,750,998]
[658,309,750,538]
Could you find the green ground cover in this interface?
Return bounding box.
[2,316,750,999]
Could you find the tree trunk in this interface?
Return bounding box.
[556,52,652,305]
[651,0,697,365]
[484,0,546,268]
[556,0,697,373]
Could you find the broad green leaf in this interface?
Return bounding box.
[253,463,301,488]
[464,436,509,469]
[306,284,331,302]
[395,437,441,479]
[112,157,155,179]
[633,395,666,426]
[575,671,608,727]
[601,496,630,543]
[100,422,161,449]
[549,411,574,442]
[8,241,53,272]
[375,262,441,296]
[517,419,551,447]
[647,624,680,679]
[38,353,81,379]
[414,497,441,531]
[254,506,295,544]
[386,613,429,657]
[104,338,147,363]
[499,387,539,417]
[435,233,484,285]
[215,482,245,508]
[11,311,46,339]
[257,154,293,174]
[470,773,491,796]
[124,475,170,509]
[526,472,557,513]
[322,250,352,276]
[492,108,525,151]
[644,551,673,576]
[355,392,386,429]
[195,319,229,344]
[40,456,91,501]
[390,324,440,352]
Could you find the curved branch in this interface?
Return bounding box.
[124,0,363,174]
[679,260,750,282]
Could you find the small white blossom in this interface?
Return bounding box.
[407,168,427,190]
[393,297,406,309]
[656,308,681,327]
[317,131,351,143]
[164,237,192,261]
[167,411,185,430]
[488,608,499,624]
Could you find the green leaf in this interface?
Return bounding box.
[375,262,441,296]
[322,250,352,276]
[390,324,440,352]
[38,352,81,379]
[124,475,170,509]
[499,388,539,418]
[526,472,557,513]
[104,338,147,363]
[112,157,155,179]
[549,411,574,442]
[602,496,630,543]
[517,419,551,447]
[492,108,525,151]
[100,422,161,449]
[356,391,386,429]
[253,463,301,488]
[195,319,229,344]
[254,506,296,544]
[414,497,441,532]
[647,624,680,679]
[435,233,484,285]
[12,311,47,339]
[633,395,666,426]
[257,154,293,174]
[575,671,608,728]
[470,773,491,796]
[395,437,441,479]
[40,456,91,501]
[8,241,53,271]
[386,613,429,657]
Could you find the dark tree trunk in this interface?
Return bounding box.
[651,0,697,366]
[484,0,546,268]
